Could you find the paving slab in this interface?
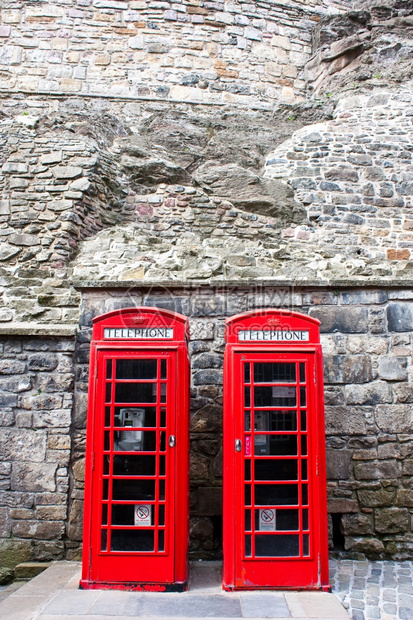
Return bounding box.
[0,560,351,620]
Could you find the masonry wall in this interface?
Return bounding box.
[0,0,326,106]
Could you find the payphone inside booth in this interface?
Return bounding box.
[223,310,329,591]
[80,307,190,591]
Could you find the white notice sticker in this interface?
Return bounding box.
[259,508,276,531]
[134,504,151,527]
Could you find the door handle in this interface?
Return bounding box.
[169,435,176,448]
[235,439,242,452]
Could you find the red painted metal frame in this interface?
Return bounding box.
[223,310,329,591]
[80,308,190,591]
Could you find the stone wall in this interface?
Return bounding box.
[0,0,328,106]
[0,335,76,567]
[70,284,413,560]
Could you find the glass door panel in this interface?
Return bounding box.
[242,360,310,560]
[100,355,170,555]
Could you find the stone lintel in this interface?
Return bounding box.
[73,279,413,290]
[0,323,77,337]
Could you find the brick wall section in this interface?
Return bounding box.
[0,336,75,566]
[71,286,413,560]
[0,0,329,106]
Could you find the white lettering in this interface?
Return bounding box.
[238,330,309,342]
[104,327,174,340]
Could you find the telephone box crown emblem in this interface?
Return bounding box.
[267,317,281,327]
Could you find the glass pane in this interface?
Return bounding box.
[270,410,297,431]
[244,387,251,407]
[114,407,156,428]
[302,460,308,480]
[102,479,109,500]
[244,364,250,383]
[101,529,107,551]
[103,455,110,475]
[303,534,309,556]
[105,406,111,427]
[105,383,112,403]
[245,484,251,506]
[254,459,298,481]
[115,383,156,404]
[159,479,165,501]
[254,386,296,407]
[113,455,156,476]
[255,435,297,456]
[245,411,251,431]
[276,509,299,531]
[299,363,305,383]
[302,484,308,505]
[300,387,307,407]
[160,408,166,427]
[111,530,154,552]
[301,435,307,456]
[116,359,157,380]
[255,484,298,506]
[159,455,165,476]
[104,431,110,451]
[114,430,156,452]
[254,363,296,384]
[101,504,108,525]
[112,479,155,501]
[159,530,165,552]
[160,431,166,452]
[107,359,113,379]
[245,460,251,481]
[161,359,167,379]
[159,505,165,526]
[303,508,309,530]
[245,534,251,557]
[245,509,251,531]
[111,504,154,526]
[160,383,167,403]
[300,410,307,431]
[255,534,299,557]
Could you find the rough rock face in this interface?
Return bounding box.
[306,0,413,94]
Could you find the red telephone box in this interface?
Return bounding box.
[223,310,329,591]
[80,307,190,591]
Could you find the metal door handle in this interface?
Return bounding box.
[169,435,176,447]
[235,439,241,452]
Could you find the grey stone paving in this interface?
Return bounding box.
[330,559,413,620]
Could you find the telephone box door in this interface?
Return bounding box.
[81,308,189,590]
[223,311,328,591]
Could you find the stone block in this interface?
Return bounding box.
[378,357,408,381]
[0,540,33,568]
[0,507,11,537]
[191,404,222,433]
[193,369,223,385]
[198,487,222,516]
[27,353,58,371]
[375,404,413,433]
[387,303,413,332]
[345,537,385,554]
[323,355,372,384]
[358,487,396,508]
[8,233,39,246]
[326,449,352,479]
[354,460,400,480]
[67,498,83,540]
[12,520,64,540]
[342,513,374,535]
[14,562,49,579]
[11,463,57,492]
[324,386,345,405]
[345,382,392,405]
[309,307,368,333]
[190,452,209,480]
[190,320,215,340]
[192,353,223,369]
[326,405,369,435]
[375,507,409,534]
[0,429,46,462]
[190,517,213,541]
[395,488,413,507]
[327,498,358,513]
[0,46,22,65]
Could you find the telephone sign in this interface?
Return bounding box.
[81,307,190,591]
[223,310,329,591]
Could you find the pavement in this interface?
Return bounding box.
[0,559,411,620]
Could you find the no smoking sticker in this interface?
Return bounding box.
[259,508,276,531]
[134,504,151,527]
